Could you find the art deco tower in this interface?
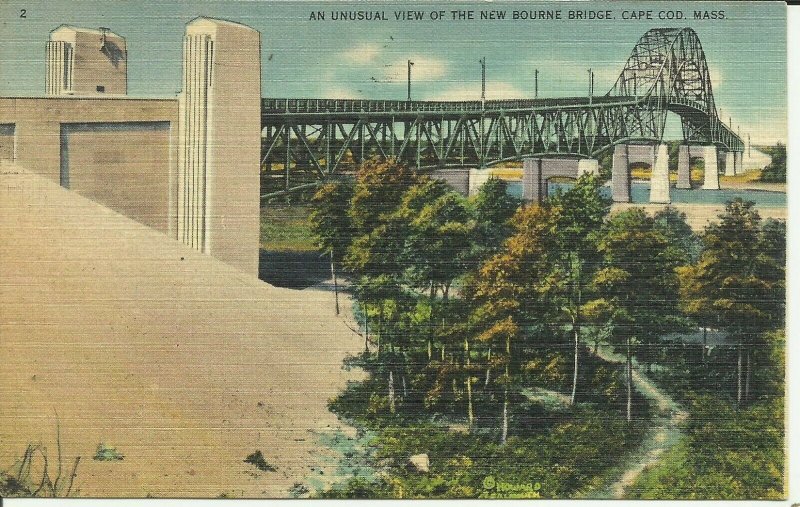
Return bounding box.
[46,25,127,95]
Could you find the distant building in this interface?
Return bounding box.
[46,25,127,96]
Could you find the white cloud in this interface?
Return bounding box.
[427,81,525,101]
[383,56,448,83]
[339,43,382,65]
[319,86,365,99]
[707,66,723,91]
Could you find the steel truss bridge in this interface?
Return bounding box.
[261,27,744,198]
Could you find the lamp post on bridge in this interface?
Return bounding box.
[535,68,539,99]
[407,60,414,101]
[480,57,486,104]
[588,68,594,104]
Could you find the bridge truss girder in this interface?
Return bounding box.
[261,100,676,196]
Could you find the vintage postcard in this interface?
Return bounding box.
[0,0,788,500]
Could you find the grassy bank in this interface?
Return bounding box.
[627,332,785,499]
[319,349,648,499]
[260,204,317,252]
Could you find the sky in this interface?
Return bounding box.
[0,0,787,144]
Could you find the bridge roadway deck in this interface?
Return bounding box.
[262,95,643,117]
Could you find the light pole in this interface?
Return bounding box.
[588,68,594,104]
[407,60,414,101]
[534,68,539,99]
[479,57,486,103]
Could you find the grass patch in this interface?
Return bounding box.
[260,204,317,252]
[320,349,648,499]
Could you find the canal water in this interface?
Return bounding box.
[506,180,786,207]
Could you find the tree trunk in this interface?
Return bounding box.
[485,346,492,387]
[501,335,510,444]
[571,317,579,405]
[330,251,340,315]
[428,284,435,363]
[364,306,370,348]
[402,374,408,399]
[626,335,632,423]
[465,338,473,429]
[570,263,581,405]
[702,326,707,364]
[501,386,508,445]
[377,306,384,357]
[388,370,396,414]
[745,347,751,402]
[737,338,743,404]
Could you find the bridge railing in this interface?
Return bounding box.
[261,96,639,115]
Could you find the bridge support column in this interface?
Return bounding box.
[676,144,691,189]
[702,145,720,190]
[468,168,493,196]
[578,158,600,176]
[734,151,742,175]
[522,158,543,203]
[649,143,670,204]
[724,151,736,177]
[611,144,630,202]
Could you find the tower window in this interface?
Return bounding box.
[96,85,105,93]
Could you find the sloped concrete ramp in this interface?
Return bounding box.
[0,166,362,497]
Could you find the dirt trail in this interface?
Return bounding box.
[589,344,687,499]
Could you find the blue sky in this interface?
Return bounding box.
[0,0,786,143]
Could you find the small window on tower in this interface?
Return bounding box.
[96,85,105,93]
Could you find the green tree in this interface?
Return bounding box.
[468,204,561,441]
[593,208,684,421]
[679,200,784,403]
[309,180,354,315]
[345,158,419,411]
[547,174,611,404]
[471,176,521,257]
[759,143,786,183]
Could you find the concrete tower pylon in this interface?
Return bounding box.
[178,17,262,277]
[702,145,720,190]
[725,151,735,177]
[649,143,670,203]
[46,25,127,96]
[676,144,691,189]
[611,144,631,202]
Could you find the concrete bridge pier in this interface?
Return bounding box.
[734,151,743,175]
[676,144,691,189]
[649,143,671,203]
[724,150,736,177]
[522,157,599,203]
[702,145,720,190]
[611,144,631,202]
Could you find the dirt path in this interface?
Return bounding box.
[589,344,687,499]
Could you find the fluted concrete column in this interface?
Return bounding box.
[724,151,735,176]
[702,145,720,190]
[734,151,742,175]
[677,144,691,189]
[649,143,670,203]
[612,144,630,202]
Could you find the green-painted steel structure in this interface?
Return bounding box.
[260,27,743,198]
